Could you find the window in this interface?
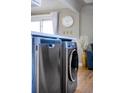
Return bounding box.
[42,20,54,34]
[31,19,54,34]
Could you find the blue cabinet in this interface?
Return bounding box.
[87,51,93,70]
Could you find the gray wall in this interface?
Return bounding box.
[58,8,79,38]
[80,4,93,44]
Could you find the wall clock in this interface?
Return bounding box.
[62,16,74,27]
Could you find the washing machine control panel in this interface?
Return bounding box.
[67,42,77,49]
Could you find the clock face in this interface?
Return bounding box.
[62,16,74,27]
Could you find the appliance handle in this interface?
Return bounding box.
[35,45,40,93]
[59,48,61,65]
[48,44,55,48]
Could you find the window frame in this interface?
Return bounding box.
[31,14,54,34]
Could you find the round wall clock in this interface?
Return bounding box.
[62,16,74,27]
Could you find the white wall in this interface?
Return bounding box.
[80,4,93,44]
[0,0,31,93]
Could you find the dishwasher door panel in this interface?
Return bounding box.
[38,39,62,93]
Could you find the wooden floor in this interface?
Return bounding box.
[75,67,93,93]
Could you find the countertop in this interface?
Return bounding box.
[31,31,77,41]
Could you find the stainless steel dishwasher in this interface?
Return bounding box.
[34,37,62,93]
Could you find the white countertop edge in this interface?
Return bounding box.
[31,31,77,41]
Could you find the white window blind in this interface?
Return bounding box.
[31,19,54,34]
[42,20,54,34]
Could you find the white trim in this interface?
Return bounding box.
[40,21,42,32]
[31,14,52,21]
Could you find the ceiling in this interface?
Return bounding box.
[84,0,93,3]
[31,0,68,14]
[77,0,93,6]
[31,0,93,14]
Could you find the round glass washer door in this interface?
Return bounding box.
[68,49,78,82]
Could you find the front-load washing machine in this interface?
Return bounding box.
[62,41,79,93]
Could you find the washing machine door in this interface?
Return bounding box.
[68,49,78,82]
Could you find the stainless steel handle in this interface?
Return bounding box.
[35,45,39,93]
[58,48,60,65]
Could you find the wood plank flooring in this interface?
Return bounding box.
[75,67,93,93]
